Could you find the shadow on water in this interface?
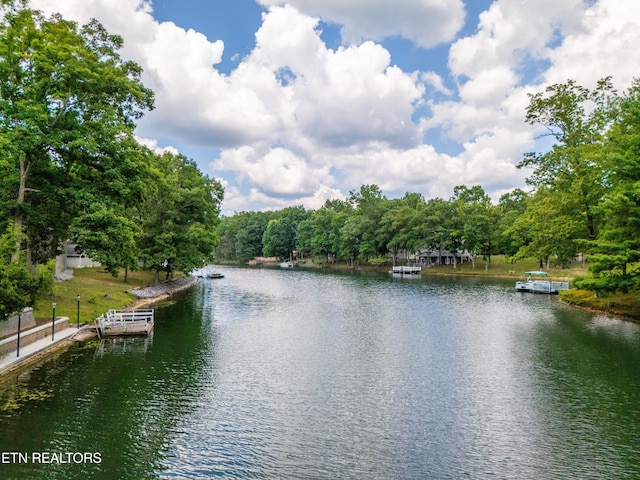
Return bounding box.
[0,286,217,480]
[525,307,640,479]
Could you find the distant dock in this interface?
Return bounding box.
[96,309,155,337]
[390,266,422,275]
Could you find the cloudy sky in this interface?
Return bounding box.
[30,0,640,214]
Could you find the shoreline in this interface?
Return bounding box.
[0,276,201,381]
[126,276,200,310]
[235,260,640,323]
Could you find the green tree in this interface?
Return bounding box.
[0,226,48,318]
[339,214,367,266]
[262,218,296,260]
[138,152,223,281]
[411,198,455,266]
[518,78,617,243]
[577,79,640,292]
[236,213,269,262]
[347,184,390,259]
[0,6,154,262]
[496,189,529,257]
[507,186,585,268]
[308,206,349,262]
[377,203,419,265]
[452,185,498,270]
[69,205,139,279]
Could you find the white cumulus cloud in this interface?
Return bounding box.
[256,0,466,48]
[28,0,640,212]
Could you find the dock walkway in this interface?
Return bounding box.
[0,318,77,376]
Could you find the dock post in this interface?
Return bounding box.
[51,302,56,341]
[16,312,21,357]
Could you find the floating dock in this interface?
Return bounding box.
[96,309,154,337]
[390,266,422,275]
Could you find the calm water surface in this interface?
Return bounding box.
[1,267,640,479]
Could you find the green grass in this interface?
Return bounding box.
[560,289,640,321]
[309,255,586,280]
[422,256,588,279]
[33,268,157,324]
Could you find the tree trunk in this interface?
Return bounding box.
[12,154,31,262]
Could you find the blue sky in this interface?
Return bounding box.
[31,0,640,214]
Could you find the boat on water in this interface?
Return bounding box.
[280,261,294,269]
[515,271,569,294]
[193,267,224,279]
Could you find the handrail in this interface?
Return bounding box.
[100,309,154,326]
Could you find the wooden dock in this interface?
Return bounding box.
[96,309,154,337]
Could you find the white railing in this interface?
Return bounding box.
[97,309,154,335]
[551,281,570,291]
[391,266,422,274]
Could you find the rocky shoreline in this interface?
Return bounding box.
[127,276,200,308]
[129,276,199,299]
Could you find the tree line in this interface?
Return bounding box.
[218,76,640,296]
[0,3,223,318]
[216,185,526,269]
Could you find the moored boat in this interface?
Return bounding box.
[515,271,569,294]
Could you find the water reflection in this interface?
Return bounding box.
[1,268,639,479]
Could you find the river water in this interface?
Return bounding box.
[1,267,640,479]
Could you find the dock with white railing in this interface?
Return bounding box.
[96,309,154,337]
[390,266,422,275]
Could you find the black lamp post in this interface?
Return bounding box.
[16,312,22,357]
[77,295,81,329]
[51,302,56,341]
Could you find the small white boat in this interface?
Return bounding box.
[515,271,569,294]
[280,261,294,269]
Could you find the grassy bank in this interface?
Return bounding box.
[33,268,157,324]
[305,255,585,279]
[560,289,640,321]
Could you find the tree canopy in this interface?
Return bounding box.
[0,4,224,315]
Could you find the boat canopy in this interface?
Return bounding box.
[523,271,548,276]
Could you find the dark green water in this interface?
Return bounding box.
[1,267,640,479]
